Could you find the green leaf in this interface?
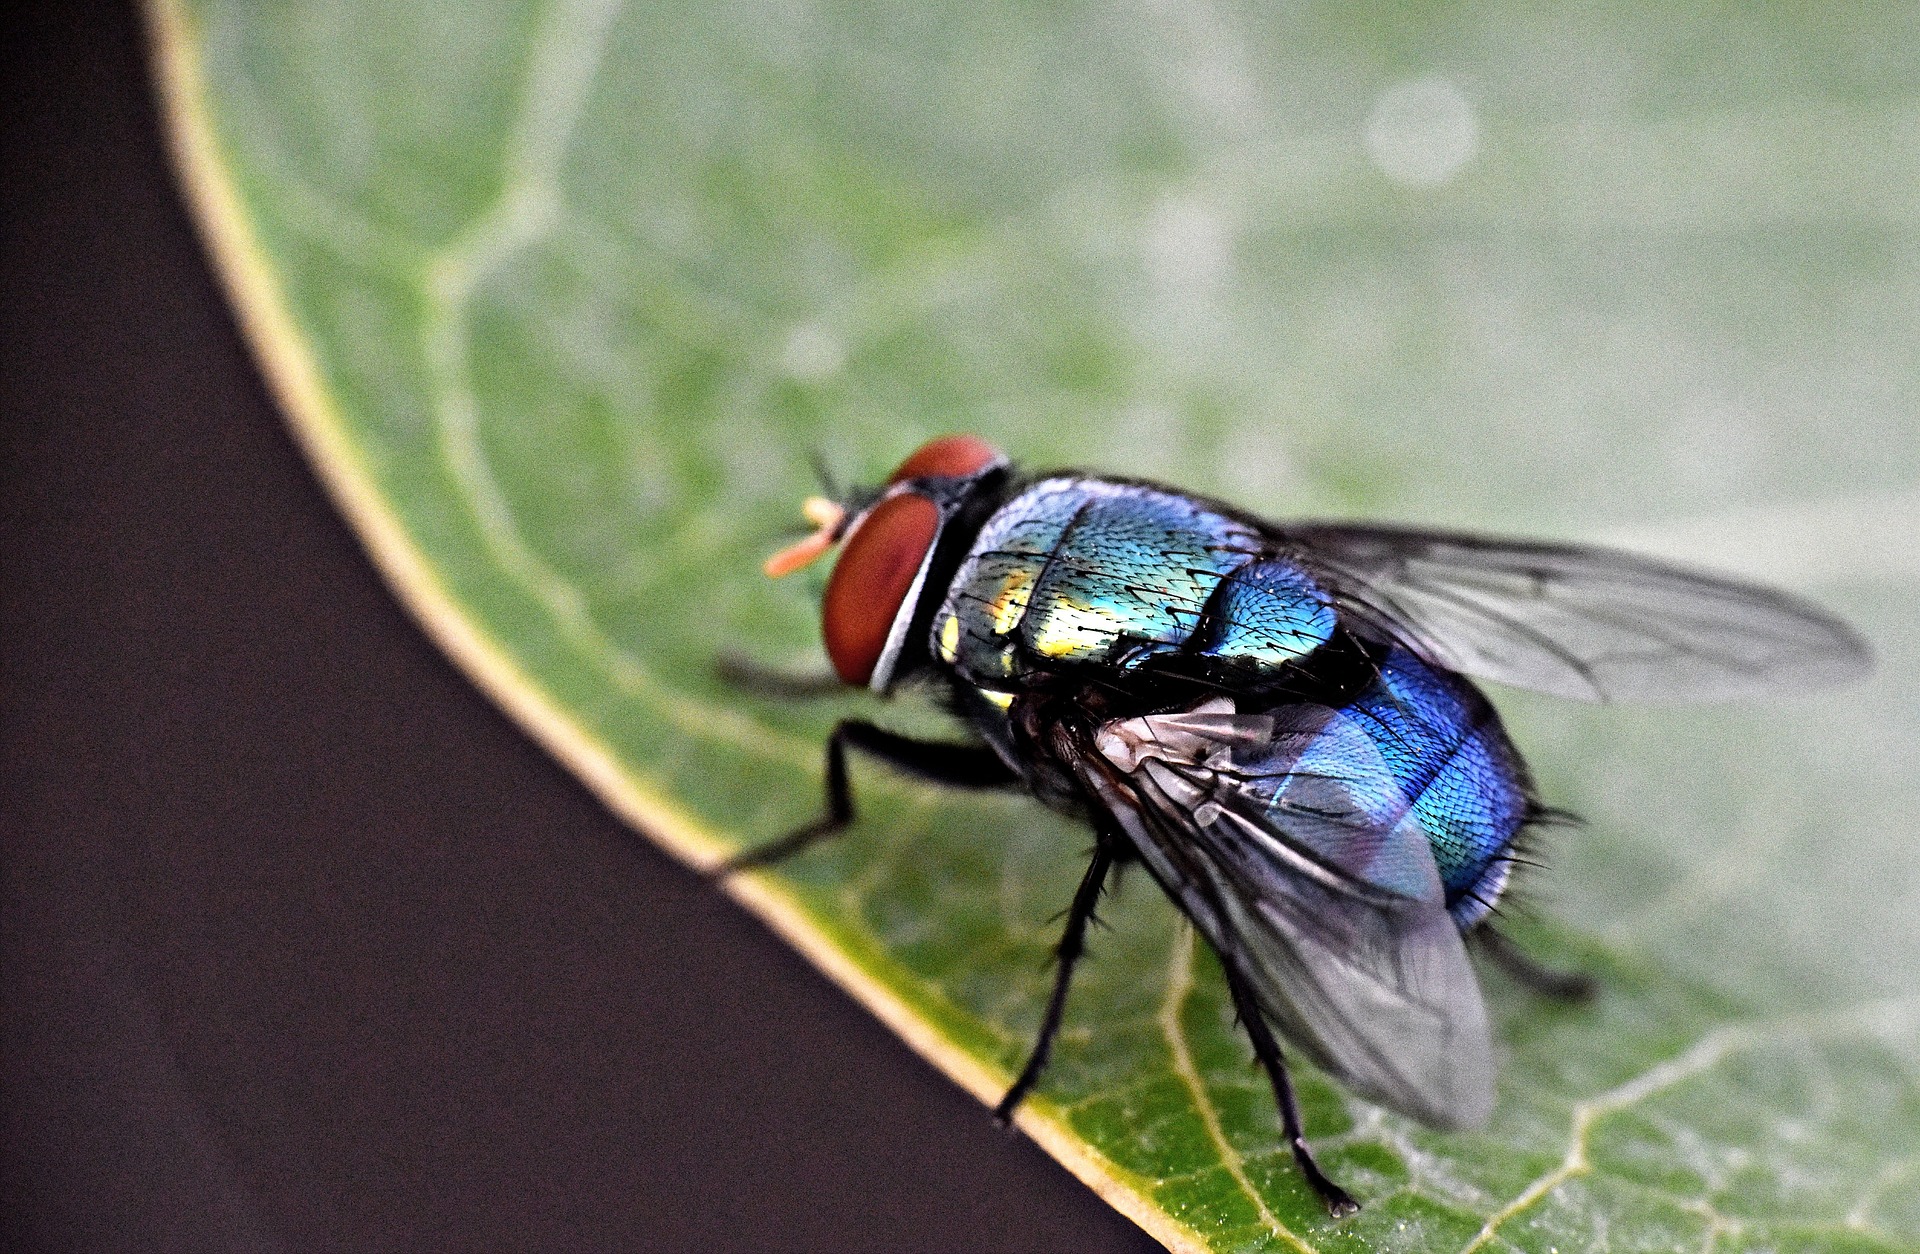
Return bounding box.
[153,1,1920,1247]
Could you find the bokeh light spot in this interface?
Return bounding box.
[1364,77,1480,186]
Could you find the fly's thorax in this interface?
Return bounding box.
[944,680,1089,813]
[1193,559,1339,667]
[929,476,1338,688]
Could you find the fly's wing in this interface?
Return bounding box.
[1081,700,1495,1130]
[1281,522,1871,702]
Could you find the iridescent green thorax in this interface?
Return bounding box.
[934,477,1321,685]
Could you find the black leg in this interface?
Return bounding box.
[1217,950,1360,1218]
[713,651,845,699]
[716,721,1017,875]
[993,841,1115,1123]
[1474,927,1597,1003]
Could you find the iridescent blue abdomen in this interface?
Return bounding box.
[1234,647,1527,926]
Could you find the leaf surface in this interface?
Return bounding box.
[153,1,1920,1247]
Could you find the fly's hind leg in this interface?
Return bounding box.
[1217,950,1360,1218]
[1474,927,1597,1003]
[716,721,1017,875]
[993,840,1115,1124]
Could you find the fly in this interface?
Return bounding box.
[721,434,1871,1216]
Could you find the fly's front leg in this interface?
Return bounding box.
[716,721,1016,875]
[1217,948,1360,1217]
[1473,927,1597,1003]
[712,652,845,699]
[994,840,1115,1124]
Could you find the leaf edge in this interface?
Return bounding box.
[139,2,1211,1249]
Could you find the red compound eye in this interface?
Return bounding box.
[822,491,941,686]
[887,434,1004,483]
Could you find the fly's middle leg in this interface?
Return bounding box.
[994,840,1115,1123]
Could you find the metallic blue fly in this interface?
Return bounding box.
[728,434,1871,1215]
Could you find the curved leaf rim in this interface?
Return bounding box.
[142,1,1209,1248]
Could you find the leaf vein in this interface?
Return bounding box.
[1159,926,1319,1254]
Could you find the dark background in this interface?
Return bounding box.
[0,3,1161,1249]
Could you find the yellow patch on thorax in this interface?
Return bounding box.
[1027,599,1120,660]
[987,566,1035,636]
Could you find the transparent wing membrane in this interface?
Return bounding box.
[1082,700,1496,1129]
[1283,522,1872,702]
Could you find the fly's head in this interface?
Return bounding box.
[764,434,1009,693]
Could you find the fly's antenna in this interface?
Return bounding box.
[806,448,841,502]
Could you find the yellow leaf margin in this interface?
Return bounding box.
[141,1,1215,1249]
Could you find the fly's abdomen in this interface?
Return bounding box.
[1225,647,1528,926]
[1336,649,1528,925]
